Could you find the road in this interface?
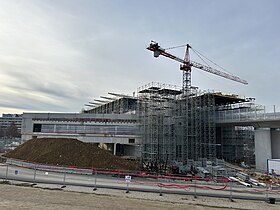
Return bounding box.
[1,164,279,202]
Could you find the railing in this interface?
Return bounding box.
[1,158,280,203]
[216,105,280,123]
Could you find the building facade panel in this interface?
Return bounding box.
[21,112,141,157]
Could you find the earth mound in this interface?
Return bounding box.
[4,138,141,171]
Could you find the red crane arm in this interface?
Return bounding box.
[147,41,248,85]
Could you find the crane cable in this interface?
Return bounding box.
[191,47,235,76]
[165,43,235,76]
[191,48,212,67]
[165,44,188,50]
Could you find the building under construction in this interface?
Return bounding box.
[20,41,279,172]
[83,41,257,168]
[84,81,255,168]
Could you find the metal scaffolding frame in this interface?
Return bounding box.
[137,82,180,169]
[137,82,217,168]
[219,126,254,163]
[176,89,216,162]
[84,81,256,167]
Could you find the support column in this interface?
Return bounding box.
[254,128,272,172]
[271,128,280,159]
[113,143,117,155]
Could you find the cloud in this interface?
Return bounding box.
[0,0,280,115]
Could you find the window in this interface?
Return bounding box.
[129,139,135,143]
[33,124,42,132]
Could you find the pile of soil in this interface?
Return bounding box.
[4,138,141,171]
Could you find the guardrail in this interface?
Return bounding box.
[1,158,279,203]
[216,106,280,123]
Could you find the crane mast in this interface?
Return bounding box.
[180,44,192,92]
[147,41,248,94]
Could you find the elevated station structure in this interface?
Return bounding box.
[81,82,255,168]
[216,104,280,171]
[21,113,140,158]
[22,82,280,172]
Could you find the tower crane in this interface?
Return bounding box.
[147,41,248,94]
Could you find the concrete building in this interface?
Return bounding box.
[216,108,280,172]
[0,114,22,133]
[85,82,256,168]
[21,113,140,158]
[21,82,280,172]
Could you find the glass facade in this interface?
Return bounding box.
[33,123,139,136]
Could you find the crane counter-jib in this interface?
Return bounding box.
[147,43,186,63]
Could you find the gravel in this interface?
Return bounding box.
[1,182,279,210]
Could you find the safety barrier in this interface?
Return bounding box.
[0,158,279,203]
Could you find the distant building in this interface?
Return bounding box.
[0,114,22,133]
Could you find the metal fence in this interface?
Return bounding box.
[0,158,279,204]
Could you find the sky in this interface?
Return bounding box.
[0,0,279,115]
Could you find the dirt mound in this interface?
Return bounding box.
[4,138,141,171]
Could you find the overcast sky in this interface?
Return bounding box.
[0,0,279,115]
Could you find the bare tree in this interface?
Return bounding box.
[0,128,5,138]
[6,122,21,138]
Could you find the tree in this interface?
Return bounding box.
[0,128,5,137]
[6,122,21,138]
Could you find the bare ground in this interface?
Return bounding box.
[4,138,140,171]
[0,183,279,210]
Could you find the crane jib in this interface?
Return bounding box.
[147,41,248,85]
[191,61,248,85]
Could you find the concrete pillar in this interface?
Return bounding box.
[113,143,117,155]
[254,128,272,172]
[271,129,280,159]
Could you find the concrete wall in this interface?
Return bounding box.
[254,128,272,172]
[21,112,141,158]
[271,129,280,159]
[123,144,140,156]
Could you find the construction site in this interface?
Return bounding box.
[16,40,280,181]
[8,40,280,195]
[82,41,257,173]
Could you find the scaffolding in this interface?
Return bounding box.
[137,82,217,169]
[219,126,254,164]
[137,82,181,169]
[84,81,255,167]
[176,89,216,162]
[215,101,257,164]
